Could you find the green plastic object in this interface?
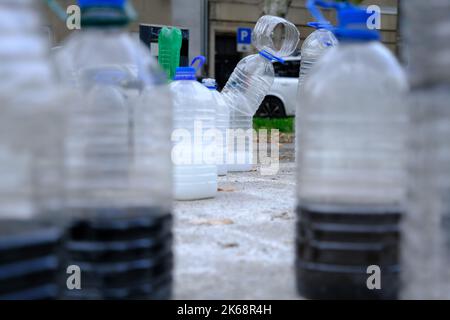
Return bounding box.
[158,27,183,81]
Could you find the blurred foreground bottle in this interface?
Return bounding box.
[221,15,299,172]
[158,26,182,81]
[0,0,66,300]
[296,1,408,299]
[53,0,173,299]
[171,57,217,200]
[401,0,450,300]
[298,0,338,89]
[202,78,230,177]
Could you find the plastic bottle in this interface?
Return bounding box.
[171,57,217,200]
[402,88,450,300]
[223,15,300,117]
[158,26,182,81]
[221,15,299,172]
[298,1,338,88]
[53,0,173,300]
[401,0,450,88]
[0,0,66,300]
[221,54,273,172]
[252,15,301,57]
[222,53,277,119]
[298,25,337,88]
[202,78,230,176]
[296,2,408,300]
[401,1,450,300]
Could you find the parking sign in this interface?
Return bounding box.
[237,27,252,53]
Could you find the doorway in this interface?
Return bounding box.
[215,33,242,90]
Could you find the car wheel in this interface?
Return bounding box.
[256,96,287,118]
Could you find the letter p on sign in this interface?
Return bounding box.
[237,27,252,53]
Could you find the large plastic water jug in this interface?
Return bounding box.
[53,0,174,300]
[171,57,218,200]
[0,0,66,300]
[295,1,408,300]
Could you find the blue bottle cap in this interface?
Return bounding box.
[334,3,380,41]
[202,78,217,90]
[174,56,206,81]
[78,0,126,8]
[76,0,133,26]
[307,0,380,41]
[174,67,197,81]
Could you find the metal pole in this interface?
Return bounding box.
[396,0,402,59]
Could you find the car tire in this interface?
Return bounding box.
[256,96,287,118]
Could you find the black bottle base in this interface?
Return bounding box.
[61,207,173,300]
[0,221,62,300]
[296,261,399,300]
[295,204,401,300]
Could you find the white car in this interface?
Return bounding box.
[255,56,301,118]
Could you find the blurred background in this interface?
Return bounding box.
[43,0,399,90]
[0,0,450,300]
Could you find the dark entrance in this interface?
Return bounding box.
[215,33,242,90]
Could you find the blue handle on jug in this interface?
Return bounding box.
[190,56,207,72]
[307,0,333,26]
[306,0,346,27]
[45,0,68,21]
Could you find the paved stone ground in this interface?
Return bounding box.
[279,141,295,163]
[173,158,300,300]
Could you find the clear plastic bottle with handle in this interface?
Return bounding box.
[221,15,299,172]
[298,0,338,89]
[171,57,218,200]
[52,0,173,300]
[202,78,230,176]
[0,0,66,300]
[295,1,408,300]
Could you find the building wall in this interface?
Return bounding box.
[208,0,399,78]
[42,0,399,80]
[43,0,172,44]
[172,0,208,65]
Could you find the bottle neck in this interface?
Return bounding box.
[174,75,197,81]
[259,50,285,64]
[79,26,125,35]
